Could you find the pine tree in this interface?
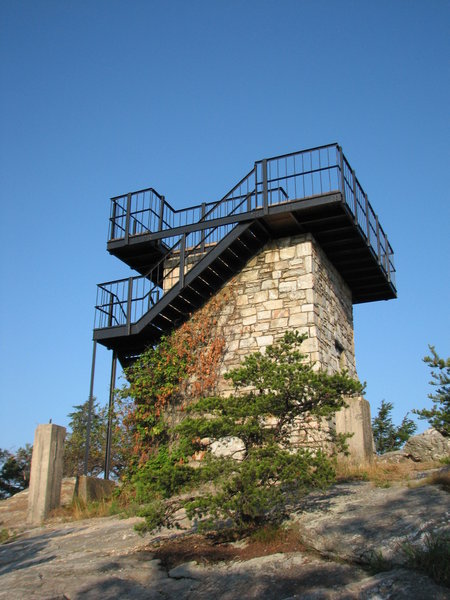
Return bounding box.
[414,346,450,437]
[132,331,364,534]
[0,445,32,499]
[372,400,416,454]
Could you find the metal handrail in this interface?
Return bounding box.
[97,143,396,330]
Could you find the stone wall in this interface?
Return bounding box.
[207,233,356,395]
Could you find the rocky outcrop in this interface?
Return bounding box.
[379,428,450,464]
[0,471,448,599]
[292,474,449,567]
[403,428,450,462]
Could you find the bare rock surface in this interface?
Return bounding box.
[292,478,449,565]
[0,477,449,599]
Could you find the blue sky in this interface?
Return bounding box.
[1,0,449,451]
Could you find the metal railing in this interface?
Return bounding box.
[108,144,344,242]
[97,143,396,330]
[95,219,241,330]
[108,188,220,242]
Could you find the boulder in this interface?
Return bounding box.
[209,436,246,461]
[403,428,450,462]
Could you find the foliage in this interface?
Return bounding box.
[414,346,450,437]
[0,444,32,499]
[64,397,133,478]
[0,529,10,544]
[372,400,416,454]
[401,531,450,587]
[128,331,364,535]
[120,294,227,465]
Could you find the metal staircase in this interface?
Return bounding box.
[93,143,397,366]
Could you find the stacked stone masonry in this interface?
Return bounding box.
[210,233,356,395]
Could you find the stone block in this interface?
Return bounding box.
[256,309,271,320]
[236,294,249,306]
[264,299,283,310]
[257,335,274,347]
[298,274,314,289]
[279,281,297,293]
[296,243,312,257]
[274,260,290,270]
[75,476,116,503]
[280,247,296,259]
[254,290,269,303]
[264,250,279,263]
[272,308,289,318]
[240,269,259,282]
[271,318,288,328]
[261,279,277,290]
[289,313,307,327]
[254,321,271,332]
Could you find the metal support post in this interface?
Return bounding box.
[179,234,186,288]
[352,170,358,223]
[110,200,117,240]
[84,340,97,476]
[124,193,132,243]
[386,244,392,282]
[126,277,133,335]
[158,196,165,232]
[200,203,206,252]
[375,215,381,264]
[104,351,117,480]
[365,194,370,245]
[338,146,346,204]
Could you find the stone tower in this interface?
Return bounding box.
[92,144,396,464]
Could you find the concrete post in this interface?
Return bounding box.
[335,397,374,464]
[27,424,66,524]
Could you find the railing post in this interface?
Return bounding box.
[386,242,392,283]
[200,203,206,252]
[179,234,186,288]
[352,170,358,223]
[107,292,114,327]
[110,200,117,240]
[365,193,370,246]
[338,146,347,204]
[375,215,381,265]
[254,163,258,210]
[158,196,165,232]
[125,193,132,243]
[262,159,268,215]
[126,277,133,335]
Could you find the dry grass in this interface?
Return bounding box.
[48,497,123,522]
[422,469,450,492]
[335,459,441,487]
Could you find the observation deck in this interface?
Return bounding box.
[93,143,396,366]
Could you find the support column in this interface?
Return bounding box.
[27,424,66,524]
[104,351,117,480]
[84,340,97,476]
